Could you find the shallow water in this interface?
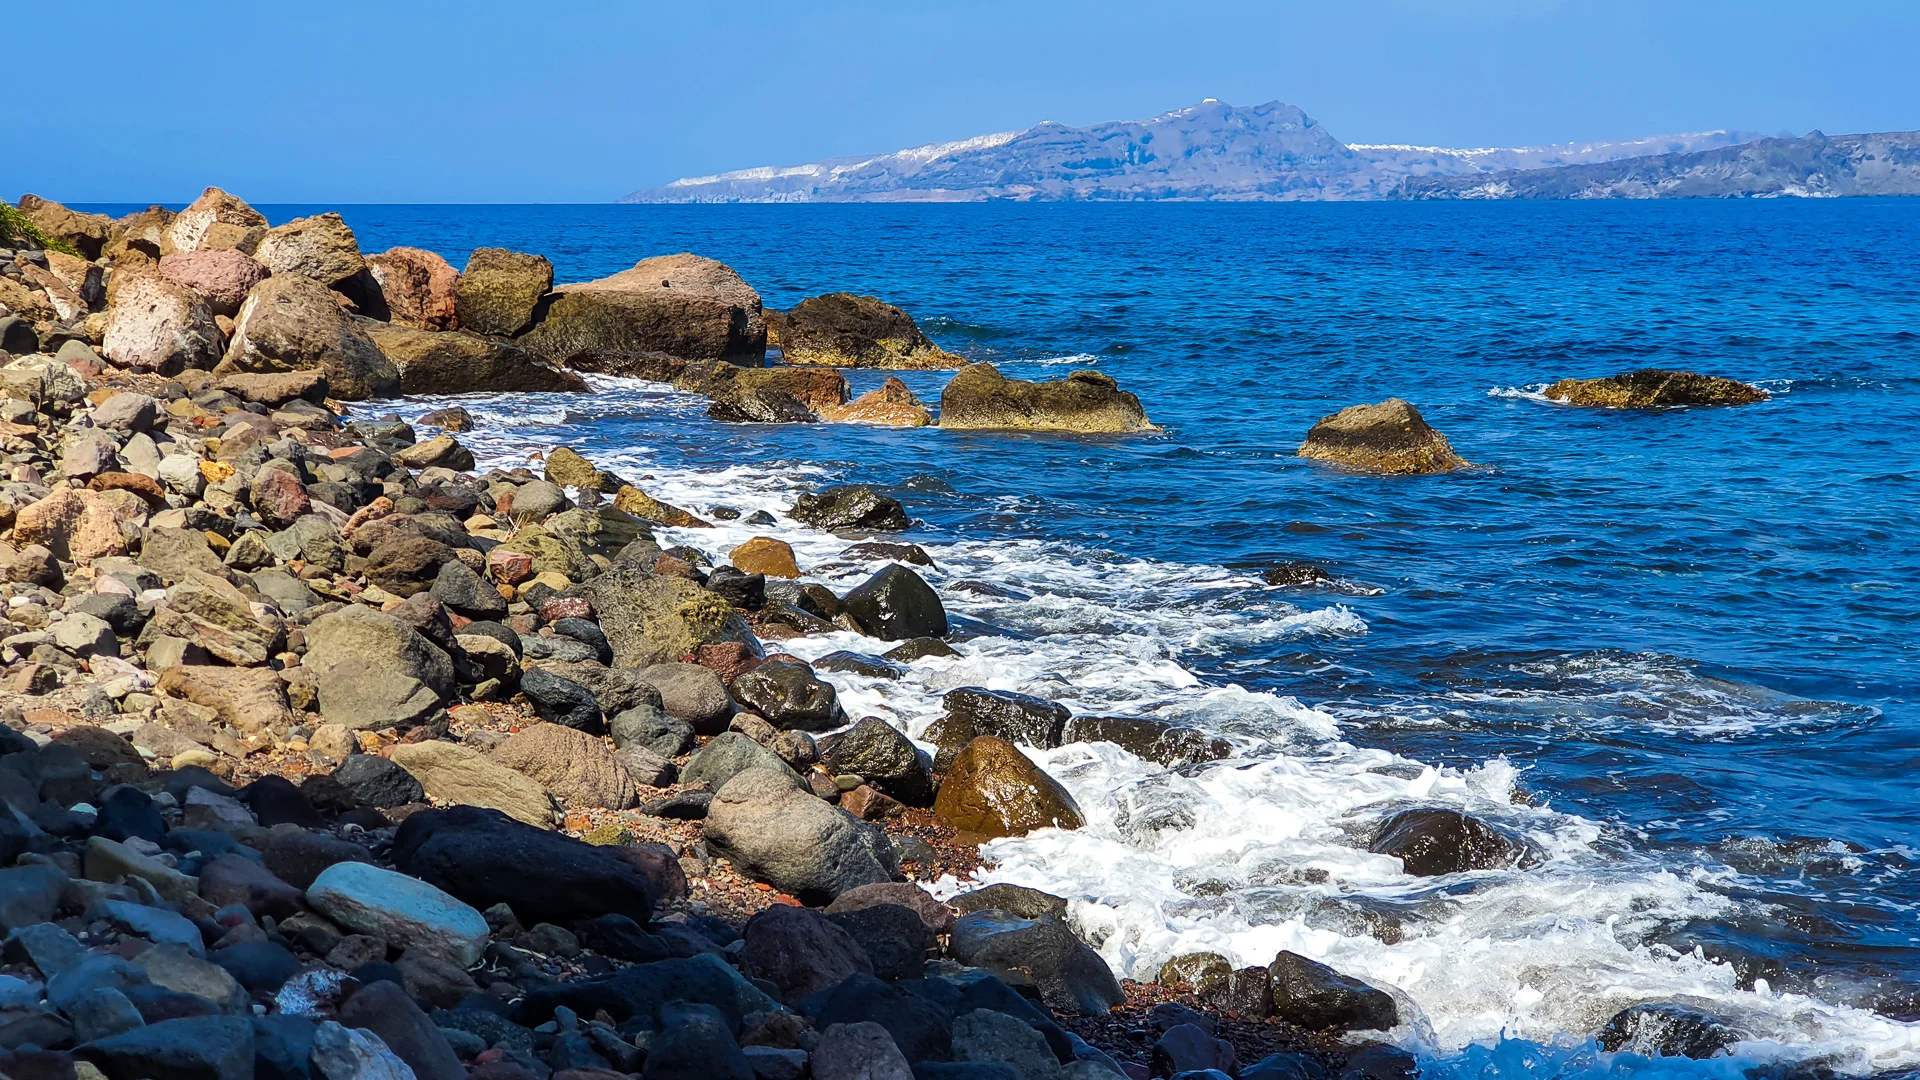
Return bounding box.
[114,199,1920,1075]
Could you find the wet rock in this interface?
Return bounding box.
[1296,398,1467,475]
[77,1014,255,1080]
[216,274,399,401]
[517,668,605,734]
[932,736,1084,840]
[823,718,934,806]
[1545,369,1768,409]
[730,537,800,578]
[950,1008,1058,1080]
[949,910,1124,1016]
[389,741,557,828]
[330,754,428,809]
[788,486,910,532]
[780,292,962,370]
[1597,1003,1745,1060]
[729,660,843,731]
[584,571,761,668]
[841,564,946,641]
[491,723,638,809]
[739,904,873,1004]
[1368,808,1521,876]
[394,805,656,925]
[939,363,1154,433]
[933,689,1070,766]
[1266,952,1396,1032]
[704,768,899,902]
[813,652,906,680]
[304,606,454,730]
[1157,953,1232,1004]
[306,860,490,966]
[1060,716,1231,767]
[521,254,765,369]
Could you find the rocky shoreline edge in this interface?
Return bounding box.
[0,187,1771,1080]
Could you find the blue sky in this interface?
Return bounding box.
[6,0,1914,203]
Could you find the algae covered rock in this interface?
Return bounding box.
[584,569,762,668]
[521,253,766,368]
[781,293,964,369]
[1544,368,1768,408]
[364,322,584,394]
[1297,397,1468,475]
[454,247,553,337]
[939,363,1154,433]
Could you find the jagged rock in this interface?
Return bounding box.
[454,248,552,337]
[930,688,1070,767]
[159,250,268,317]
[826,902,928,982]
[365,247,459,330]
[950,1005,1063,1078]
[304,606,453,729]
[252,212,365,288]
[1368,808,1522,876]
[101,271,224,374]
[703,767,898,902]
[390,434,474,471]
[1265,952,1397,1031]
[520,253,765,369]
[389,742,556,828]
[788,485,910,532]
[491,723,638,809]
[306,860,489,966]
[1297,398,1468,475]
[819,376,935,427]
[1597,1003,1746,1059]
[939,363,1153,433]
[364,322,585,394]
[15,194,113,258]
[217,370,329,406]
[932,736,1084,839]
[1061,716,1231,767]
[610,484,709,528]
[517,668,604,734]
[393,805,656,925]
[1545,369,1769,408]
[148,569,280,665]
[164,187,268,255]
[311,1020,417,1080]
[781,293,963,369]
[216,273,398,399]
[155,664,290,733]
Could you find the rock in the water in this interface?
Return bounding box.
[1368,808,1521,876]
[1265,951,1397,1032]
[77,1015,256,1080]
[729,659,843,732]
[102,271,224,374]
[841,563,947,641]
[490,722,639,809]
[729,536,800,578]
[365,322,585,394]
[389,741,557,828]
[520,253,765,369]
[393,805,656,926]
[819,376,935,427]
[1296,398,1467,475]
[704,768,898,902]
[217,274,400,400]
[780,293,963,369]
[938,362,1154,433]
[933,688,1070,762]
[303,605,454,729]
[739,904,873,1004]
[365,247,459,331]
[789,485,910,532]
[823,717,934,806]
[306,861,489,966]
[454,248,553,337]
[584,571,761,668]
[1597,1002,1745,1060]
[1545,368,1768,408]
[932,736,1084,840]
[1061,716,1231,767]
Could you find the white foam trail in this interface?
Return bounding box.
[1031,353,1102,366]
[359,382,1920,1077]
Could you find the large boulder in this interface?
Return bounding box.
[520,253,766,369]
[822,718,934,806]
[389,742,557,827]
[842,563,947,640]
[638,662,735,732]
[1597,1003,1746,1059]
[583,570,761,668]
[306,860,490,966]
[681,732,799,791]
[931,688,1070,765]
[788,485,910,532]
[101,271,223,373]
[162,187,267,255]
[149,568,281,664]
[217,274,400,400]
[363,321,586,394]
[454,248,552,337]
[674,360,847,419]
[932,736,1084,840]
[76,1015,256,1080]
[739,904,873,1004]
[159,250,268,317]
[938,363,1154,433]
[252,212,365,288]
[780,293,963,369]
[703,768,899,902]
[1544,369,1769,408]
[490,722,639,809]
[365,247,459,330]
[1266,951,1397,1031]
[1297,398,1468,475]
[728,659,843,732]
[948,910,1124,1016]
[393,804,655,925]
[302,605,454,729]
[819,376,934,427]
[104,205,175,267]
[1368,808,1522,876]
[14,194,112,258]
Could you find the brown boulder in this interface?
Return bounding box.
[782,292,964,368]
[1297,397,1469,475]
[216,370,329,407]
[1544,369,1769,408]
[729,536,800,578]
[13,486,147,564]
[216,274,399,400]
[155,664,292,734]
[364,321,585,394]
[104,205,176,267]
[14,194,112,259]
[610,485,709,528]
[366,247,460,331]
[521,253,766,369]
[932,736,1084,840]
[102,271,224,373]
[819,377,933,427]
[159,250,268,317]
[490,722,639,809]
[454,247,552,337]
[938,363,1154,433]
[164,188,268,255]
[252,212,366,288]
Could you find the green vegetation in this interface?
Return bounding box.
[0,200,80,256]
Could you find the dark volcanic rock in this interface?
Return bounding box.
[841,563,947,641]
[827,903,929,982]
[1369,808,1522,876]
[728,660,843,731]
[1266,951,1397,1032]
[77,1015,255,1080]
[739,904,874,1004]
[518,668,605,735]
[822,717,934,806]
[929,688,1070,770]
[329,754,427,809]
[1598,1003,1746,1060]
[394,805,654,926]
[948,910,1124,1016]
[1061,715,1231,766]
[788,485,910,532]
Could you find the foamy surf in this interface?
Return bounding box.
[365,381,1920,1078]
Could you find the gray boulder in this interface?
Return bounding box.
[703,768,899,902]
[303,606,454,729]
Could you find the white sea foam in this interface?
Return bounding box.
[363,383,1919,1077]
[1032,353,1102,366]
[1488,384,1562,404]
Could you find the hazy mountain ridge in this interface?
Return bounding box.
[1397,130,1920,199]
[619,100,1784,203]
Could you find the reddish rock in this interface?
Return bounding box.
[160,250,268,317]
[694,641,763,683]
[840,784,905,821]
[486,548,534,586]
[538,596,593,622]
[366,247,460,331]
[730,536,800,578]
[250,468,312,529]
[89,471,169,507]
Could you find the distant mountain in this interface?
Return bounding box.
[619,100,1768,203]
[1398,130,1920,199]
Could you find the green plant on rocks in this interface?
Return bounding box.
[0,199,79,255]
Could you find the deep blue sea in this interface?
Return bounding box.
[92,200,1920,1075]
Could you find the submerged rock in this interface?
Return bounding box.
[1061,715,1231,766]
[1369,808,1522,876]
[1297,398,1468,475]
[780,293,964,369]
[938,362,1154,433]
[1597,1002,1746,1059]
[1544,369,1769,408]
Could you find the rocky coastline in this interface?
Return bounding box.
[0,187,1762,1080]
